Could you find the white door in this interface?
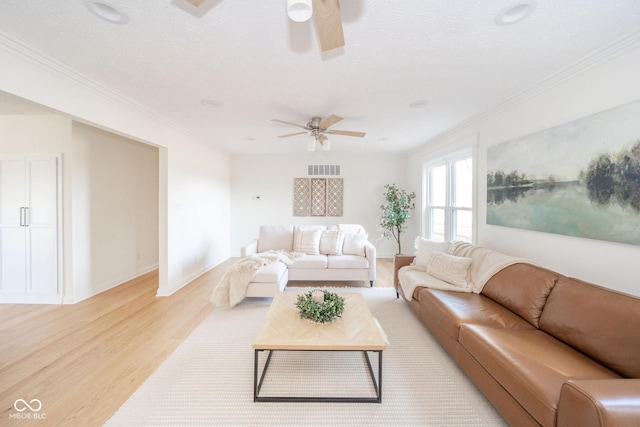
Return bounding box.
[0,158,28,292]
[0,155,60,303]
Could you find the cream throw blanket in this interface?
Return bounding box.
[398,242,536,299]
[211,250,304,307]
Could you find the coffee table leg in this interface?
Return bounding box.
[363,350,383,403]
[254,350,274,402]
[253,350,258,402]
[378,350,383,403]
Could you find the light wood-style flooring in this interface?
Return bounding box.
[0,257,394,426]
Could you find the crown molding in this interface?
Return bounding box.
[413,26,640,155]
[0,29,204,143]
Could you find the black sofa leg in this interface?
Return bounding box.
[370,280,373,287]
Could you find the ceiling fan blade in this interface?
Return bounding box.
[319,114,343,129]
[312,0,345,52]
[326,130,366,138]
[185,0,206,6]
[271,119,308,129]
[277,132,308,138]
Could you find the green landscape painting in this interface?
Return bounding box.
[487,99,640,246]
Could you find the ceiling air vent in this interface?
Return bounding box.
[308,164,341,176]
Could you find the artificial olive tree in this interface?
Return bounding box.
[379,183,416,254]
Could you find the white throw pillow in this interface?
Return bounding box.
[319,230,345,255]
[343,233,368,256]
[414,237,452,268]
[258,225,294,252]
[293,227,322,255]
[426,250,471,287]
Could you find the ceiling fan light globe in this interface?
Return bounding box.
[287,0,313,22]
[322,138,330,151]
[307,135,316,151]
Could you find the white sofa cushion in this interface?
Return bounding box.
[319,230,345,255]
[258,225,294,252]
[288,254,328,269]
[327,254,369,269]
[293,227,322,255]
[338,224,366,234]
[252,262,288,283]
[343,232,368,256]
[414,237,452,268]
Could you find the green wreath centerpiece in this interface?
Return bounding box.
[295,290,345,324]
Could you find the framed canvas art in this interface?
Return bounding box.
[487,99,640,245]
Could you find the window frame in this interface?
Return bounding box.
[422,146,475,243]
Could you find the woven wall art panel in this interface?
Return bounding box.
[310,178,327,216]
[327,178,343,216]
[293,178,310,216]
[293,178,343,217]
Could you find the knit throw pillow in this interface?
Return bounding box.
[293,228,322,255]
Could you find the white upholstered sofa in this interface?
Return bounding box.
[241,224,377,297]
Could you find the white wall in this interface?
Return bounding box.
[71,122,159,302]
[231,152,408,257]
[160,143,230,296]
[408,45,640,296]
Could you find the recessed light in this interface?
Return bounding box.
[200,99,220,108]
[495,1,537,26]
[84,0,128,24]
[409,100,429,109]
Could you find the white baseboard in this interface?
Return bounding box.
[156,261,220,297]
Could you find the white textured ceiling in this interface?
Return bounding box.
[1,1,640,155]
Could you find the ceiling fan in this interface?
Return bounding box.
[184,0,345,52]
[287,0,345,52]
[272,115,366,151]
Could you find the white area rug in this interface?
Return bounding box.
[105,288,506,426]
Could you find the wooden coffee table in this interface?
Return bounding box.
[252,292,386,403]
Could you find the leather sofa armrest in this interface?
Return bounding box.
[241,239,258,257]
[364,241,377,281]
[557,379,640,427]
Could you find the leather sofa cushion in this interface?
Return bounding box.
[459,324,619,427]
[415,288,534,341]
[252,262,287,283]
[327,255,368,269]
[288,254,328,269]
[539,276,640,378]
[481,263,559,327]
[257,225,294,252]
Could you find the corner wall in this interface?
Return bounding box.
[0,36,232,299]
[408,45,640,296]
[71,122,159,302]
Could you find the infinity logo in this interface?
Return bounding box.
[14,398,42,412]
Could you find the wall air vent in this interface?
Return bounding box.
[307,164,341,176]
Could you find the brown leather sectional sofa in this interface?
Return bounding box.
[395,251,640,426]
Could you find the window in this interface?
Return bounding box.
[424,149,474,242]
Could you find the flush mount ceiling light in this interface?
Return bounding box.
[409,100,429,109]
[200,99,220,108]
[287,0,313,23]
[84,0,128,24]
[495,1,537,26]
